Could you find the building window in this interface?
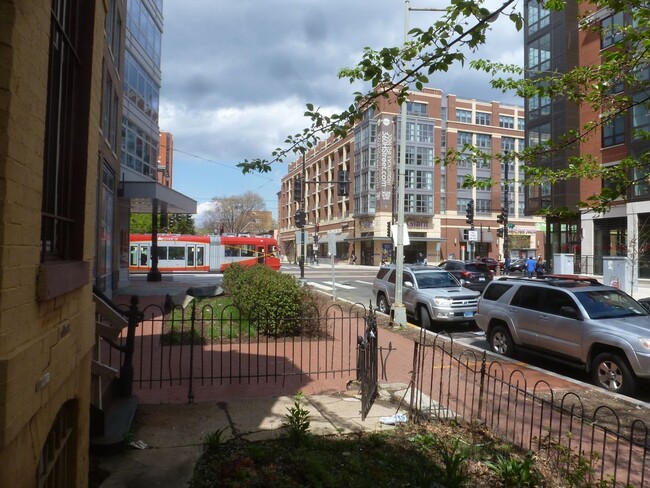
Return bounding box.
[528,33,551,72]
[415,194,433,213]
[475,112,491,126]
[517,118,525,130]
[457,131,473,148]
[407,101,428,116]
[499,115,514,128]
[42,0,85,262]
[602,115,625,147]
[527,0,550,34]
[529,93,551,119]
[502,137,516,152]
[601,12,625,49]
[417,123,434,143]
[632,92,650,139]
[456,109,472,123]
[527,123,551,147]
[475,133,492,149]
[37,400,77,487]
[416,171,433,190]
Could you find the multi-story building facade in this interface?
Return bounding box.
[118,0,195,284]
[0,1,107,485]
[524,1,650,279]
[158,131,174,187]
[278,88,544,266]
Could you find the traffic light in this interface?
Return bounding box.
[315,223,320,233]
[387,221,391,237]
[337,170,350,197]
[219,223,224,235]
[293,177,302,202]
[465,200,474,225]
[294,210,305,228]
[497,228,504,238]
[497,206,508,225]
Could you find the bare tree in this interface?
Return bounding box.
[201,192,268,235]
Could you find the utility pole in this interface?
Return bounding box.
[300,151,306,285]
[503,151,510,263]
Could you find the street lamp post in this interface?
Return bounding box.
[503,151,510,263]
[299,151,306,285]
[393,1,447,326]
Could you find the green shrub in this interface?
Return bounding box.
[222,264,303,335]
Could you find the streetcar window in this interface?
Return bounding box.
[196,246,204,266]
[267,245,277,258]
[187,246,195,266]
[156,247,167,260]
[240,244,255,257]
[169,246,184,260]
[225,245,238,257]
[130,245,139,265]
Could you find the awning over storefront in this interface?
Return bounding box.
[121,181,197,214]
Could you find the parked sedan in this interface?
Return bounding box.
[437,260,493,292]
[507,258,527,274]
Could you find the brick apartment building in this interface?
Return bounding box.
[524,1,650,279]
[278,87,544,266]
[0,1,107,485]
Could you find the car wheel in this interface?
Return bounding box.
[591,353,636,396]
[376,294,390,314]
[489,324,515,358]
[418,306,432,330]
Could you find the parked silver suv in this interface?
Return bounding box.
[475,276,650,395]
[372,265,480,329]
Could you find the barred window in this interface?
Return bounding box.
[42,0,85,262]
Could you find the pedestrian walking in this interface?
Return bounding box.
[535,256,545,278]
[526,256,536,278]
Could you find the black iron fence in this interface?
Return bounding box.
[409,329,649,487]
[103,300,370,403]
[357,306,379,421]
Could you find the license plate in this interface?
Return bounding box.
[464,311,475,318]
[478,277,485,281]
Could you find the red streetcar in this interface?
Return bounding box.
[129,234,280,273]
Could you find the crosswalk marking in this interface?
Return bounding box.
[322,281,355,290]
[355,280,373,285]
[307,281,357,291]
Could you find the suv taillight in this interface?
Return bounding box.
[460,271,472,278]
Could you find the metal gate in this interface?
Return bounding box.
[357,306,378,420]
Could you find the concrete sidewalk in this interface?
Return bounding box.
[93,384,411,488]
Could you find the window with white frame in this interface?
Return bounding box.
[499,115,514,128]
[456,109,472,123]
[475,112,491,126]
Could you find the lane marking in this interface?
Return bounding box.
[355,280,374,285]
[322,281,355,290]
[307,282,333,291]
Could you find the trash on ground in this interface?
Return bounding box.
[379,413,408,425]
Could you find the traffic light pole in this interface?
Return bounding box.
[503,151,509,264]
[299,152,306,285]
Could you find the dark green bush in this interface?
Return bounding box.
[222,264,304,335]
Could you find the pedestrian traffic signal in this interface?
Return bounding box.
[497,206,508,225]
[293,177,302,202]
[294,210,305,228]
[497,228,504,238]
[465,200,474,225]
[337,170,349,197]
[387,221,391,237]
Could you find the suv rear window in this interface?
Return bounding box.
[376,268,391,280]
[482,283,512,301]
[466,263,490,272]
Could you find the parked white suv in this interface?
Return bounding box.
[372,265,480,329]
[475,276,650,395]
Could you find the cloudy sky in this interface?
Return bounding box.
[159,0,524,226]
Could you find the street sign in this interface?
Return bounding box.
[295,231,302,245]
[508,223,515,229]
[468,230,479,242]
[391,223,410,246]
[327,231,337,256]
[312,243,318,251]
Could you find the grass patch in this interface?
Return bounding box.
[190,419,587,488]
